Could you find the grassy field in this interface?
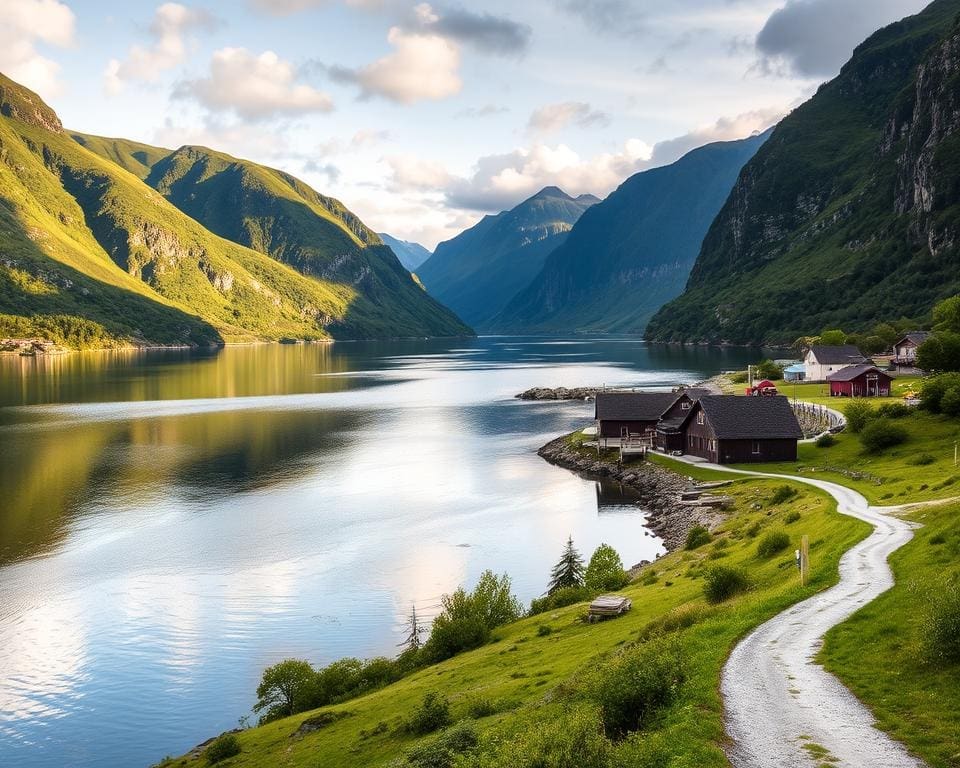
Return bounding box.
[162,476,869,767]
[821,499,960,768]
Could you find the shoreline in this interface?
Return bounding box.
[537,433,726,553]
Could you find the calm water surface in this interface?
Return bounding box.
[0,337,760,768]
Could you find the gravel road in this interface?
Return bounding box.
[677,460,926,767]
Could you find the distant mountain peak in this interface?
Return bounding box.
[0,72,62,134]
[576,193,601,205]
[528,185,572,202]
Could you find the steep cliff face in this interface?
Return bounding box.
[647,1,960,344]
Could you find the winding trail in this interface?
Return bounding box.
[672,458,927,767]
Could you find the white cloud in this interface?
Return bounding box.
[104,3,216,94]
[176,48,334,120]
[0,0,75,99]
[387,154,453,191]
[332,27,461,104]
[315,128,389,156]
[153,118,294,160]
[250,0,384,13]
[528,102,609,135]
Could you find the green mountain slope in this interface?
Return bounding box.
[646,0,960,345]
[72,134,471,340]
[377,233,432,272]
[489,133,769,334]
[416,187,599,328]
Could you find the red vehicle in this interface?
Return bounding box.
[745,379,779,397]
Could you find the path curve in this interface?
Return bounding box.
[674,458,926,767]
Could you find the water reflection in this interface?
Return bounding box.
[0,337,763,768]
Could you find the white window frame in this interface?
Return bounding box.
[752,440,761,455]
[697,411,705,425]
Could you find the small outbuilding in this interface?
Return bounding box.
[783,363,806,382]
[893,332,931,367]
[680,395,803,464]
[826,364,893,397]
[803,345,869,382]
[594,391,680,447]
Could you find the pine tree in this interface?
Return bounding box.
[400,604,424,652]
[548,535,585,594]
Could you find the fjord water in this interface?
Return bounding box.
[0,337,758,768]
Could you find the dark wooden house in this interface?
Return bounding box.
[826,364,893,397]
[655,388,711,453]
[594,391,681,446]
[679,395,803,464]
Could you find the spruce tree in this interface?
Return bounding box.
[400,604,423,652]
[548,535,585,594]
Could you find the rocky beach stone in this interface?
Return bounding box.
[516,386,599,401]
[537,434,725,552]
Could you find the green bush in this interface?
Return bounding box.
[815,433,837,448]
[407,693,453,735]
[859,418,908,454]
[785,511,801,524]
[745,522,762,538]
[909,453,936,466]
[537,624,553,637]
[730,371,749,384]
[876,402,910,419]
[684,525,712,550]
[460,707,610,768]
[844,400,875,433]
[585,544,630,591]
[466,698,498,719]
[529,585,594,615]
[406,721,479,767]
[919,373,960,413]
[424,571,521,662]
[205,734,241,765]
[588,638,685,738]
[942,387,960,417]
[703,566,750,603]
[770,485,798,505]
[757,530,791,558]
[755,359,782,380]
[919,578,960,664]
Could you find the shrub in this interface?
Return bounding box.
[205,734,241,765]
[424,571,521,662]
[588,638,685,738]
[745,522,762,538]
[460,707,610,768]
[684,525,712,550]
[757,530,790,558]
[529,585,594,615]
[755,359,782,380]
[859,419,908,454]
[254,659,319,723]
[703,566,750,603]
[909,453,936,466]
[407,693,452,735]
[919,373,960,412]
[815,433,836,448]
[876,402,910,419]
[730,371,749,384]
[466,698,498,719]
[585,544,630,591]
[844,400,875,433]
[406,722,479,768]
[918,578,960,664]
[770,485,798,505]
[785,511,801,524]
[942,387,960,417]
[537,624,553,637]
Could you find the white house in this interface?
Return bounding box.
[803,345,869,382]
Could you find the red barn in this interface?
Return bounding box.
[826,365,893,397]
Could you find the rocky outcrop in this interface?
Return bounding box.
[0,74,63,134]
[516,386,598,401]
[538,435,725,551]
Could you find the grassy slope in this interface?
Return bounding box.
[74,135,471,339]
[163,473,869,767]
[821,499,960,768]
[646,1,960,344]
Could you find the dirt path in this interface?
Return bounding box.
[672,458,927,767]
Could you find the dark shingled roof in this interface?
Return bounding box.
[826,364,891,382]
[694,395,803,440]
[595,391,679,421]
[895,331,931,347]
[808,345,868,365]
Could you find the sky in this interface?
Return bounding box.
[0,0,931,248]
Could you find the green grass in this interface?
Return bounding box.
[821,499,960,768]
[160,477,869,768]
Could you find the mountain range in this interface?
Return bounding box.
[646,0,960,344]
[489,131,770,334]
[0,73,469,349]
[377,233,432,272]
[416,187,599,328]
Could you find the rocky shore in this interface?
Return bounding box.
[538,434,726,554]
[516,386,599,401]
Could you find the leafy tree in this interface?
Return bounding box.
[754,359,782,380]
[548,536,585,594]
[254,659,318,723]
[584,544,629,591]
[920,373,960,412]
[872,322,900,346]
[917,332,960,372]
[819,328,847,345]
[844,400,875,433]
[941,387,960,417]
[933,295,960,333]
[471,570,522,629]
